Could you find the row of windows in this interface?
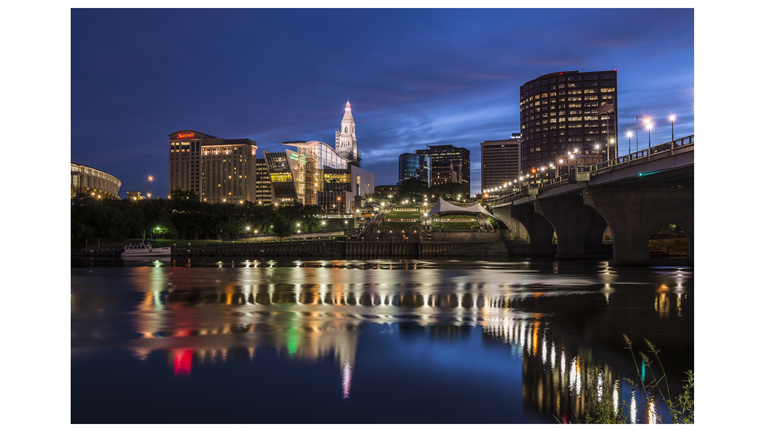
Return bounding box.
[524,73,615,88]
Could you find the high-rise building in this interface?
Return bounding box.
[481,134,521,198]
[168,130,258,203]
[519,70,618,177]
[254,158,272,206]
[71,162,121,200]
[264,141,374,213]
[398,153,431,187]
[335,99,362,167]
[414,144,470,194]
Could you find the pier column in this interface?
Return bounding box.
[533,198,610,258]
[583,187,694,265]
[493,205,557,256]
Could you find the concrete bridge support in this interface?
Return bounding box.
[493,206,557,256]
[583,187,694,265]
[533,198,610,259]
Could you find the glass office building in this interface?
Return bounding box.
[264,141,374,213]
[398,153,431,187]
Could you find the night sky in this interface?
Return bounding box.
[71,8,694,199]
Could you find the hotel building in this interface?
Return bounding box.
[71,162,121,200]
[168,130,258,203]
[481,134,521,198]
[519,70,618,177]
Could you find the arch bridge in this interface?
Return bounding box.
[487,135,694,265]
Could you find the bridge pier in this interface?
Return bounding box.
[493,206,557,256]
[583,187,694,265]
[533,198,611,259]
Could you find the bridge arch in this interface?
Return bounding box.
[584,222,612,256]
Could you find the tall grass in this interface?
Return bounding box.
[561,336,694,424]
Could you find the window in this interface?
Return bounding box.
[600,74,615,79]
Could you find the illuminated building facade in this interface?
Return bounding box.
[264,141,374,213]
[254,159,272,205]
[71,162,121,200]
[398,153,431,187]
[520,70,618,176]
[168,130,258,203]
[481,134,521,198]
[335,99,362,167]
[415,144,470,194]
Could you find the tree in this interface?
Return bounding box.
[398,178,429,202]
[169,188,200,201]
[272,214,294,239]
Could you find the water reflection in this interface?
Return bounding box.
[71,259,692,423]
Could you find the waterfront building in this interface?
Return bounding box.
[519,70,618,178]
[481,134,521,198]
[335,99,362,167]
[415,144,470,194]
[398,153,431,187]
[168,130,259,203]
[264,141,374,213]
[71,162,121,200]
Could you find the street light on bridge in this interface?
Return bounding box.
[669,115,676,141]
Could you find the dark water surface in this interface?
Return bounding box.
[71,257,693,424]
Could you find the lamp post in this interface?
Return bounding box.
[337,196,341,216]
[626,131,633,157]
[146,175,153,198]
[609,138,615,161]
[669,115,676,141]
[646,120,653,152]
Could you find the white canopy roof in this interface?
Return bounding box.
[426,198,496,219]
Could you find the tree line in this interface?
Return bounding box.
[71,189,324,247]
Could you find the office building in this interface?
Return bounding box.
[264,141,374,213]
[481,134,521,198]
[71,162,121,200]
[168,130,259,203]
[431,161,460,187]
[415,144,470,194]
[254,159,272,206]
[519,70,618,177]
[398,153,431,187]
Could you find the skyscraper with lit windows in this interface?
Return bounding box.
[519,70,618,177]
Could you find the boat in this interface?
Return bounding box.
[121,242,171,258]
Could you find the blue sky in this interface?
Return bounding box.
[71,8,694,197]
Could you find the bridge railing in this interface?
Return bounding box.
[486,134,694,206]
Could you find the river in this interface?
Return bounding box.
[71,257,693,424]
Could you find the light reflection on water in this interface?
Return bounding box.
[71,258,692,424]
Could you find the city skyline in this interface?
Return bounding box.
[71,8,694,199]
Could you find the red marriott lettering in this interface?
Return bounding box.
[177,132,195,139]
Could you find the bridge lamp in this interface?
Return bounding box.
[646,122,654,149]
[669,115,676,141]
[626,131,633,155]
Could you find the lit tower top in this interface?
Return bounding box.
[335,99,361,167]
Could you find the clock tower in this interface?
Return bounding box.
[335,99,361,167]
